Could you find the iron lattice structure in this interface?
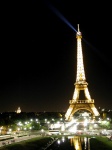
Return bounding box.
[65,25,99,121]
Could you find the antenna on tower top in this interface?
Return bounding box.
[78,24,80,32]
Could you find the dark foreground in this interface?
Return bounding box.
[0,135,112,150]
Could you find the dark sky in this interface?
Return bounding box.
[0,0,112,112]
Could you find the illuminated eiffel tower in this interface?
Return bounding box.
[65,24,99,121]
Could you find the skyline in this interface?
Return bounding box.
[0,1,112,112]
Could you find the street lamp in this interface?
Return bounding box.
[9,128,12,136]
[17,128,20,136]
[24,127,26,135]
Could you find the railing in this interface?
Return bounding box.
[69,99,94,104]
[49,130,60,135]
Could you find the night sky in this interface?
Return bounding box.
[0,1,112,112]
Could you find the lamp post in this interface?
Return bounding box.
[29,127,32,136]
[24,128,26,135]
[9,128,12,137]
[17,128,20,137]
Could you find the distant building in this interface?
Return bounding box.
[16,107,21,113]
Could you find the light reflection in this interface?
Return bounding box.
[56,136,89,149]
[70,136,82,150]
[84,137,87,149]
[62,136,65,142]
[57,139,60,144]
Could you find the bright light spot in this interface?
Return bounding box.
[61,124,65,131]
[57,140,60,144]
[17,122,23,126]
[41,129,44,132]
[62,137,65,142]
[17,128,20,131]
[84,119,88,126]
[68,123,78,133]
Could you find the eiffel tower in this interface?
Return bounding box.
[65,24,100,121]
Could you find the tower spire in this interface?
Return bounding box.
[78,24,79,32]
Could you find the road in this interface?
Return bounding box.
[0,134,40,147]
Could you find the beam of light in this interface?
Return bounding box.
[82,38,108,63]
[45,1,112,67]
[45,1,77,33]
